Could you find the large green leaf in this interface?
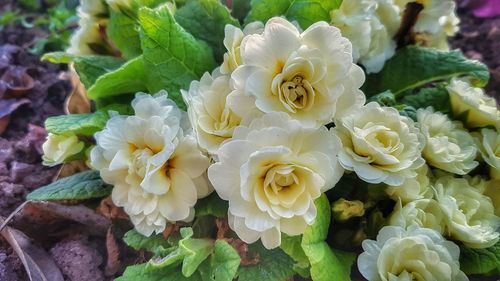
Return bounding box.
[116,263,202,281]
[237,242,295,281]
[175,0,239,62]
[301,195,355,281]
[246,0,342,29]
[42,52,124,88]
[400,85,451,114]
[26,170,112,201]
[459,241,500,275]
[87,55,147,100]
[44,111,109,136]
[107,10,142,59]
[198,240,241,281]
[138,4,216,109]
[195,193,229,218]
[362,46,490,96]
[123,230,172,252]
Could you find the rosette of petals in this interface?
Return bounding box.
[208,112,344,249]
[332,102,425,186]
[232,17,366,128]
[358,226,468,281]
[90,92,211,236]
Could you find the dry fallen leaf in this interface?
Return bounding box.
[63,67,91,114]
[0,98,30,134]
[0,216,64,281]
[104,227,121,277]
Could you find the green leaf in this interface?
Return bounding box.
[116,263,202,281]
[199,240,241,281]
[362,46,490,97]
[195,193,229,218]
[367,90,398,107]
[138,4,216,110]
[149,228,214,278]
[459,241,500,275]
[26,170,112,201]
[231,0,251,22]
[280,234,309,268]
[238,242,295,281]
[123,229,172,252]
[42,52,124,88]
[44,111,109,136]
[246,0,342,29]
[107,10,142,59]
[87,55,148,100]
[400,85,451,114]
[175,0,239,62]
[301,194,355,281]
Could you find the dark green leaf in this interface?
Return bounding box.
[116,263,202,281]
[87,55,148,100]
[123,229,172,252]
[138,4,216,110]
[195,193,228,218]
[26,170,112,201]
[459,241,500,275]
[362,46,490,97]
[246,0,342,29]
[42,52,124,88]
[44,111,109,136]
[400,85,451,114]
[238,242,295,281]
[198,240,240,281]
[175,0,239,62]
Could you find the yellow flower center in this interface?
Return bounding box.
[278,75,315,113]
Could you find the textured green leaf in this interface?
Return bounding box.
[87,55,147,100]
[460,241,500,275]
[26,170,112,201]
[195,193,229,218]
[246,0,342,29]
[107,10,142,59]
[116,263,202,281]
[138,4,216,110]
[238,242,295,281]
[301,195,355,281]
[42,52,125,88]
[123,230,172,252]
[231,0,251,22]
[281,234,309,268]
[175,0,239,62]
[199,240,241,281]
[400,85,451,114]
[362,46,490,96]
[44,111,108,136]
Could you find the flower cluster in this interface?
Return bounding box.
[40,1,500,280]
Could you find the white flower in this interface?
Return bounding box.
[413,0,457,36]
[474,128,500,179]
[358,226,468,281]
[232,17,366,128]
[182,71,254,155]
[447,78,500,129]
[42,133,85,166]
[416,107,478,175]
[79,0,108,17]
[67,12,107,55]
[220,22,264,75]
[435,175,500,248]
[208,112,344,249]
[483,179,500,217]
[333,102,425,186]
[90,92,211,236]
[331,0,401,73]
[386,164,432,203]
[389,199,446,233]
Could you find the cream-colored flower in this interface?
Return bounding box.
[220,22,264,75]
[79,0,108,18]
[484,179,500,217]
[416,107,478,175]
[333,102,425,186]
[435,175,500,248]
[390,199,446,233]
[413,0,457,35]
[67,12,107,55]
[182,71,254,155]
[208,112,344,249]
[386,164,432,203]
[358,226,468,281]
[474,128,500,179]
[42,133,85,167]
[90,92,211,236]
[331,0,401,73]
[447,78,500,128]
[232,17,366,128]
